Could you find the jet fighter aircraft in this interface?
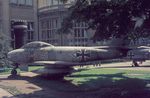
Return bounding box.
[7,39,129,77]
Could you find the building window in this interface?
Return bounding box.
[0,21,2,33]
[81,29,84,37]
[10,21,15,49]
[26,0,33,6]
[72,21,88,46]
[10,0,18,4]
[27,22,34,41]
[74,29,77,37]
[18,0,25,5]
[53,0,59,5]
[47,0,53,6]
[40,18,59,44]
[10,0,33,6]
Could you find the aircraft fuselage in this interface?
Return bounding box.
[8,46,124,64]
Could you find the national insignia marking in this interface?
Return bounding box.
[75,49,90,61]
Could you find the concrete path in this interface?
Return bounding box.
[0,88,13,98]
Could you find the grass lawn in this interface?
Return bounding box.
[0,66,150,98]
[63,68,150,98]
[67,68,150,85]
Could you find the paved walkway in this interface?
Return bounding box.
[0,88,13,98]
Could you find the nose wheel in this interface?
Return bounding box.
[11,63,19,75]
[11,69,17,75]
[131,60,139,67]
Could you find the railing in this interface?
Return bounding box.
[38,4,72,13]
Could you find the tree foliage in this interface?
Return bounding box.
[0,33,12,67]
[61,0,150,40]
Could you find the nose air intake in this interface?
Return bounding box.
[7,51,14,60]
[7,49,25,62]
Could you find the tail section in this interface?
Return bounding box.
[108,38,131,57]
[108,38,130,47]
[95,38,131,57]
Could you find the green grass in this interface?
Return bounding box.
[0,68,12,75]
[63,68,150,98]
[66,68,150,85]
[28,66,44,71]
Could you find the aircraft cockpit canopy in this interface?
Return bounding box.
[21,41,54,49]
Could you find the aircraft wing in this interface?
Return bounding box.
[32,61,92,66]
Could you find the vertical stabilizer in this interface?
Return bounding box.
[108,38,130,57]
[108,38,129,47]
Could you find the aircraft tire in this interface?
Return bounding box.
[11,69,17,75]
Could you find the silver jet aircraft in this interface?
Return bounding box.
[7,39,129,77]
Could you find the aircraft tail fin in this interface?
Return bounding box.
[108,38,131,57]
[108,38,130,47]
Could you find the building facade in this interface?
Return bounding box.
[0,0,38,48]
[38,0,94,46]
[1,0,149,48]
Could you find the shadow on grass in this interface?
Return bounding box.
[1,72,150,98]
[100,65,150,68]
[72,73,150,98]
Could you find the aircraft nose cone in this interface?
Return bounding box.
[7,49,23,62]
[7,49,26,63]
[7,51,14,61]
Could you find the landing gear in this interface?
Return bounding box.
[11,69,17,75]
[93,61,101,68]
[11,63,19,75]
[132,60,139,67]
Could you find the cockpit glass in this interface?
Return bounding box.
[21,41,54,49]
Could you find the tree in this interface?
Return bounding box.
[0,33,12,68]
[61,0,150,41]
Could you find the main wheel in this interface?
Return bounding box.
[11,69,17,75]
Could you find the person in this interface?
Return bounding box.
[94,61,101,67]
[79,65,84,68]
